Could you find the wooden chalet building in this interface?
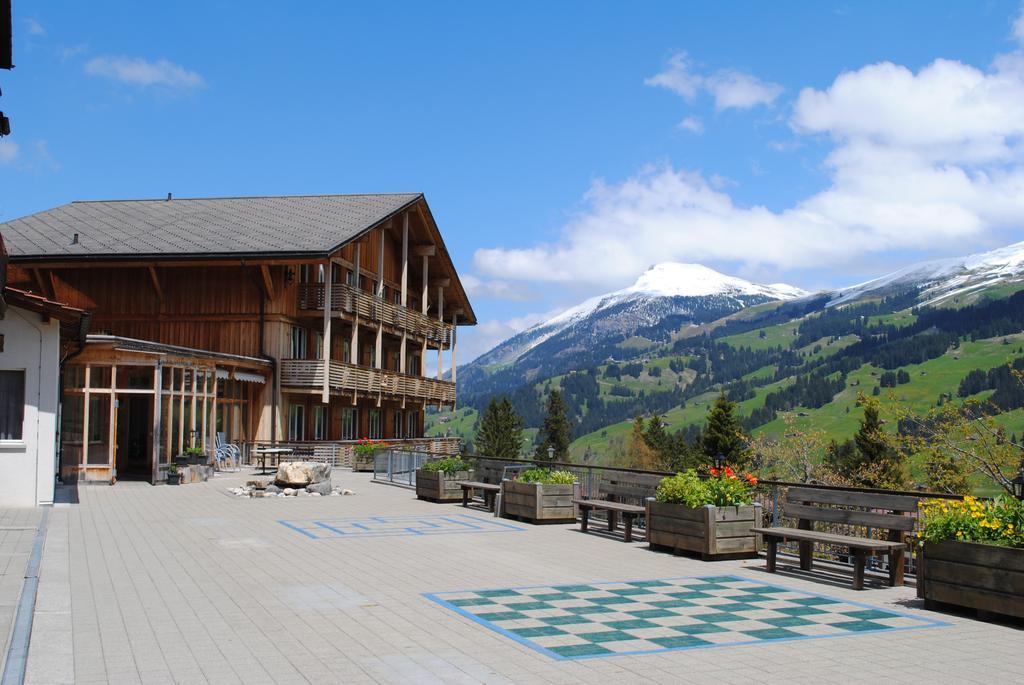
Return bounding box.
[0,193,474,484]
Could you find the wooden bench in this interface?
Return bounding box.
[573,472,663,542]
[751,487,916,590]
[457,461,512,511]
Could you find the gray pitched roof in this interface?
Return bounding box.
[2,193,421,260]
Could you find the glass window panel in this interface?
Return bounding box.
[368,409,382,440]
[0,371,25,440]
[64,365,85,389]
[87,395,111,464]
[117,366,154,389]
[60,394,84,471]
[89,366,111,388]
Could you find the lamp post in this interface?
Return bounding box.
[1012,467,1024,501]
[547,446,555,463]
[713,453,726,471]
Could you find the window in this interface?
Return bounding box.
[331,263,342,284]
[393,410,403,439]
[346,269,355,286]
[317,264,325,283]
[288,404,305,441]
[368,409,382,440]
[291,327,307,359]
[406,411,418,438]
[367,345,376,368]
[341,408,357,440]
[315,332,324,360]
[299,264,312,283]
[409,356,420,376]
[391,352,401,372]
[313,406,328,440]
[342,340,351,364]
[0,370,25,441]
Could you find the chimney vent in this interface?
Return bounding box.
[71,233,79,245]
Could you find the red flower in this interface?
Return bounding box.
[709,467,720,477]
[724,466,736,479]
[745,474,758,486]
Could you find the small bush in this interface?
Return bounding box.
[421,456,472,475]
[655,467,756,507]
[919,495,1024,548]
[519,468,576,485]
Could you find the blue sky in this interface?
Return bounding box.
[4,1,1024,362]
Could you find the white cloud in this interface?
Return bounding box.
[677,116,703,133]
[461,274,539,302]
[646,52,783,111]
[644,52,702,100]
[85,56,204,89]
[459,311,558,364]
[25,18,44,36]
[474,32,1024,293]
[706,70,783,110]
[0,140,18,163]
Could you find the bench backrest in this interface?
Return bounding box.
[474,459,517,484]
[597,471,663,504]
[782,487,918,535]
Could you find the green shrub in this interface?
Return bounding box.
[919,495,1024,548]
[519,468,576,485]
[655,467,756,507]
[421,456,472,475]
[183,447,204,456]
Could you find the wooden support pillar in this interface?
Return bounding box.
[436,286,444,380]
[451,312,458,386]
[351,244,360,405]
[375,228,384,370]
[400,215,409,375]
[322,259,332,404]
[421,254,429,377]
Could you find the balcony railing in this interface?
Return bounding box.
[298,283,453,346]
[280,358,456,405]
[248,437,461,468]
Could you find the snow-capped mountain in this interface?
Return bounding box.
[830,241,1024,306]
[460,263,806,396]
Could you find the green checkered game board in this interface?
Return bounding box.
[425,575,945,660]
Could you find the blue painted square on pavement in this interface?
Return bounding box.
[279,513,524,539]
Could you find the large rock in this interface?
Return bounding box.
[306,481,332,496]
[275,461,331,487]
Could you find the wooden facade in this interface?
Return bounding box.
[3,194,475,483]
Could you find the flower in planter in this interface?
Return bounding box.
[354,438,388,456]
[919,495,1024,548]
[518,468,576,485]
[656,467,757,507]
[421,456,472,475]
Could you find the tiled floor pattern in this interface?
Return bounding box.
[426,574,946,660]
[278,513,524,539]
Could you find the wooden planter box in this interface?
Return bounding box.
[646,501,762,560]
[918,540,1024,620]
[352,452,376,472]
[501,481,579,524]
[416,469,473,502]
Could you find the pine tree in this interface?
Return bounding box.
[536,389,572,462]
[476,396,523,460]
[643,414,672,467]
[700,391,747,467]
[627,415,657,470]
[831,395,907,489]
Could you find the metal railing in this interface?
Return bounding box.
[372,449,434,488]
[399,451,971,579]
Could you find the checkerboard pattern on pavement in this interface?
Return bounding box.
[279,513,524,539]
[425,575,946,660]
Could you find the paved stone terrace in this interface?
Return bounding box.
[11,471,1024,684]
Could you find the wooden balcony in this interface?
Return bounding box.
[280,358,456,405]
[298,283,453,346]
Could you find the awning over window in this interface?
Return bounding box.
[216,368,267,384]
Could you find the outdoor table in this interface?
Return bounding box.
[253,447,293,475]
